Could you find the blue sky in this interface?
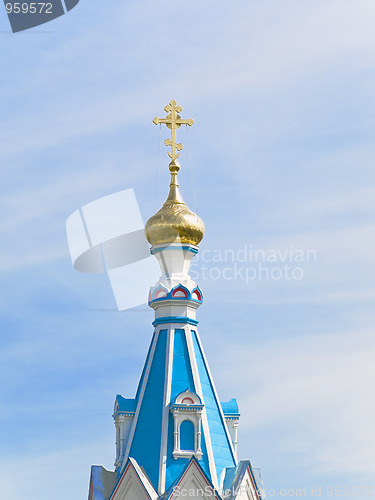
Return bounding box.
[0,1,374,498]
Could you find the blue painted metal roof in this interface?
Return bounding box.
[191,330,237,477]
[114,395,137,413]
[221,399,240,417]
[89,466,116,500]
[127,329,168,490]
[222,460,263,500]
[135,331,156,400]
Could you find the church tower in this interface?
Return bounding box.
[88,101,262,500]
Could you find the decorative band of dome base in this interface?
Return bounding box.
[152,316,199,327]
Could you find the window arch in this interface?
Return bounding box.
[181,397,195,405]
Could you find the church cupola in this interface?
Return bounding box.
[145,100,204,248]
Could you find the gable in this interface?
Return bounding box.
[111,458,158,500]
[169,459,220,499]
[121,482,147,500]
[231,466,260,500]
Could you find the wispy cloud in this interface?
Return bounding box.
[211,328,375,475]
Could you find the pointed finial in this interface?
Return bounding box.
[153,99,194,165]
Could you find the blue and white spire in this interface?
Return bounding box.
[114,239,238,494]
[88,101,262,500]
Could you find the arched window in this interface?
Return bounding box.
[180,420,195,451]
[170,390,203,460]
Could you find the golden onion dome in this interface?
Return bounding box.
[145,160,205,246]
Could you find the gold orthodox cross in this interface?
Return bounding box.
[153,100,194,162]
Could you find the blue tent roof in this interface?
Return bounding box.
[118,326,237,494]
